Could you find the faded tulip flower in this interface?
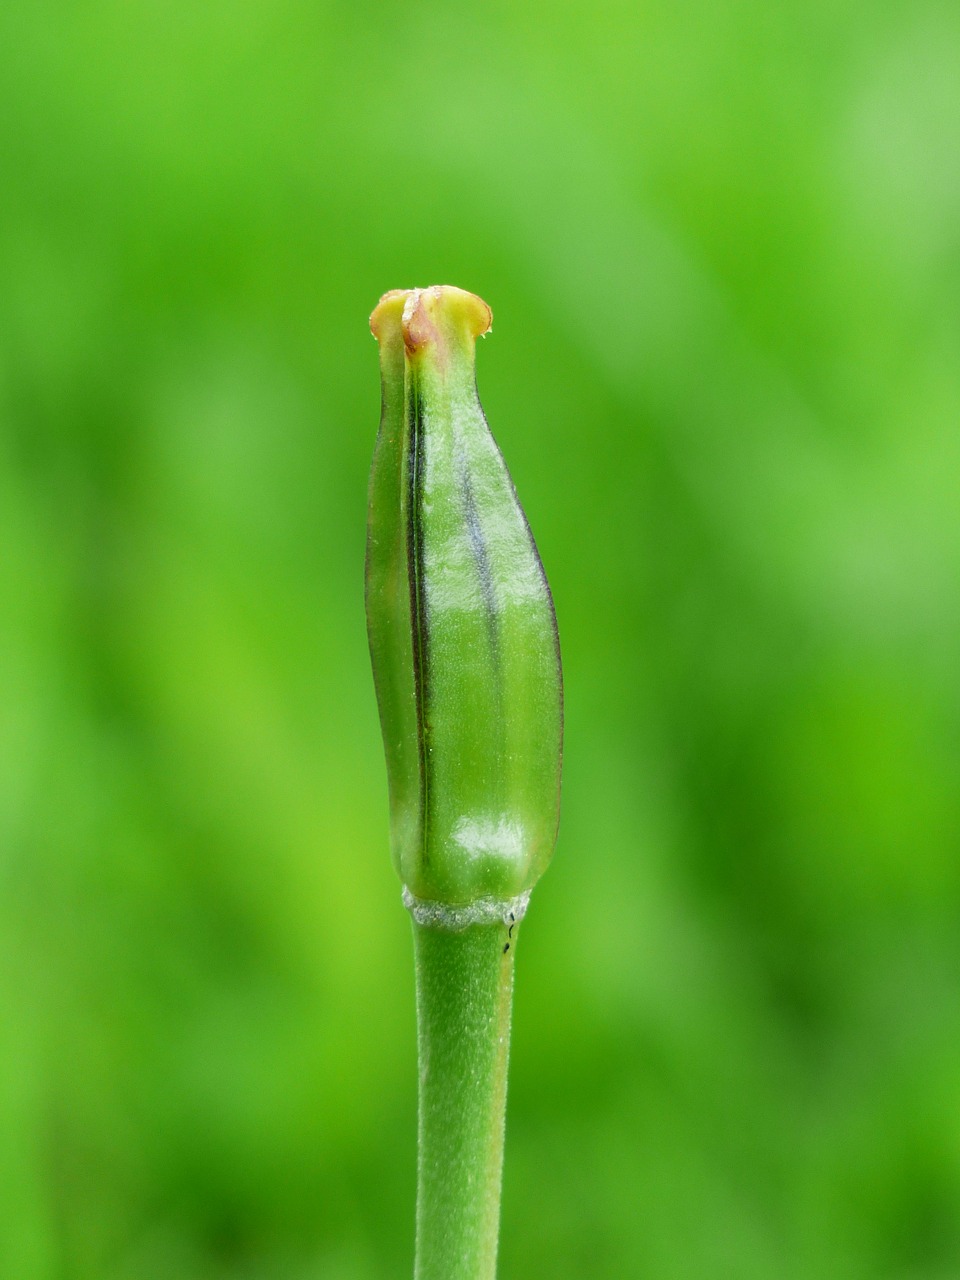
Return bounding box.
[366,284,562,916]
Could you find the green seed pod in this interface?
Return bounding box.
[366,285,562,914]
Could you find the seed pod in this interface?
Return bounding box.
[366,286,562,909]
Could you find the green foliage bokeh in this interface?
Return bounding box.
[2,2,959,1276]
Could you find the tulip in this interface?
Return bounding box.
[366,286,563,1279]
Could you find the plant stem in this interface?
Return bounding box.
[412,917,516,1280]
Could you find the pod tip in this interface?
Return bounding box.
[370,286,492,353]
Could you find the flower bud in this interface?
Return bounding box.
[366,286,562,911]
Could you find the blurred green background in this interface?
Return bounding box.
[2,1,959,1276]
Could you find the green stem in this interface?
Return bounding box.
[412,916,516,1280]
